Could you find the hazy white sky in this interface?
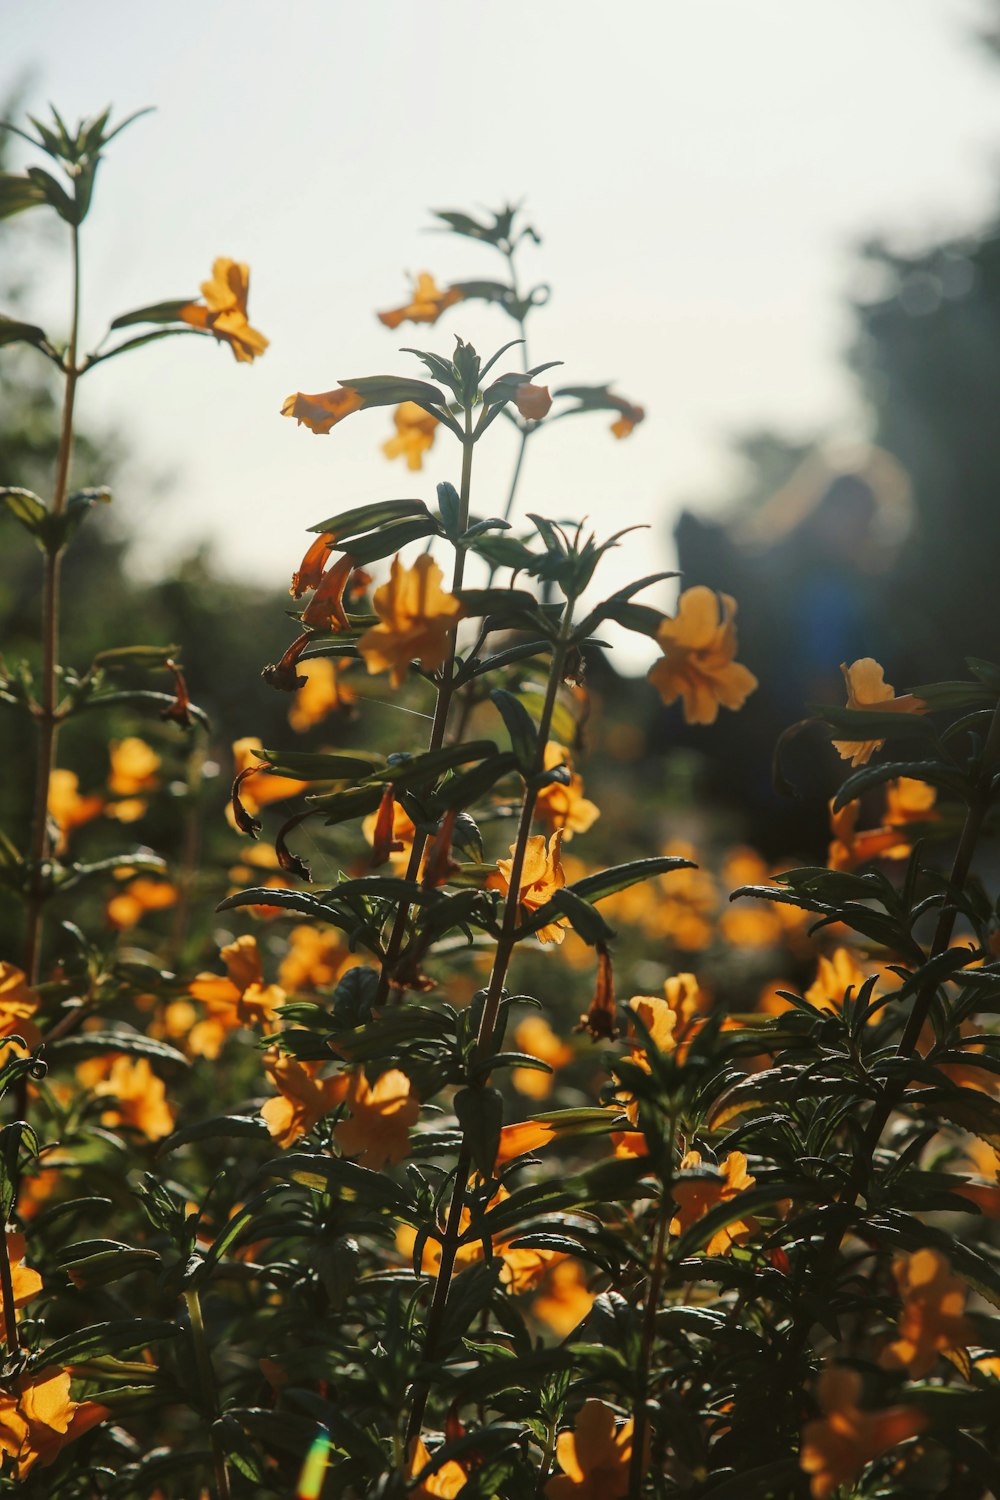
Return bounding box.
[6,0,1000,665]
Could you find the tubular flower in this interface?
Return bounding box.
[105,736,160,822]
[511,1016,573,1099]
[289,657,358,730]
[362,795,417,872]
[407,1437,466,1500]
[0,965,41,1061]
[0,1367,108,1479]
[827,797,904,872]
[546,1398,633,1500]
[515,383,552,421]
[534,743,600,840]
[260,1049,349,1148]
[670,1150,756,1255]
[880,1249,973,1377]
[533,1258,595,1336]
[578,944,617,1040]
[178,257,268,363]
[377,272,463,329]
[358,554,463,688]
[187,934,284,1057]
[334,1067,420,1169]
[78,1055,176,1141]
[492,831,569,945]
[106,876,178,931]
[647,586,757,725]
[800,1367,925,1500]
[47,769,103,853]
[300,551,356,631]
[495,1119,557,1165]
[290,533,335,597]
[831,658,927,767]
[281,385,365,435]
[608,396,645,439]
[382,401,438,471]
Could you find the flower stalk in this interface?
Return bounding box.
[185,1288,231,1500]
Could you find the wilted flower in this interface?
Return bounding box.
[179,257,268,363]
[300,552,356,632]
[377,272,462,329]
[492,831,568,945]
[578,944,617,1040]
[647,586,757,725]
[800,1367,925,1500]
[358,554,463,688]
[880,1249,972,1377]
[831,659,927,767]
[382,401,438,470]
[333,1067,420,1169]
[546,1398,633,1500]
[670,1150,755,1255]
[515,383,552,421]
[229,738,309,821]
[260,1049,349,1148]
[534,743,599,840]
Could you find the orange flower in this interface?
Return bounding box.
[511,1016,573,1099]
[291,533,335,597]
[357,554,463,689]
[495,1119,557,1165]
[515,383,553,421]
[362,795,417,872]
[281,386,365,435]
[0,1366,107,1479]
[47,769,103,853]
[626,972,707,1066]
[827,798,902,872]
[800,1367,925,1500]
[260,1048,349,1148]
[546,1398,633,1500]
[334,1067,419,1170]
[831,659,927,768]
[382,401,438,470]
[229,738,309,820]
[0,964,41,1061]
[106,876,178,931]
[609,398,645,439]
[178,257,268,363]
[0,1233,42,1328]
[533,1258,595,1336]
[578,944,618,1040]
[105,736,160,822]
[397,1183,555,1291]
[278,925,358,993]
[407,1437,466,1499]
[492,831,568,945]
[880,1249,972,1377]
[670,1150,756,1255]
[647,586,757,725]
[535,743,600,840]
[79,1055,176,1141]
[187,934,284,1057]
[300,552,356,632]
[289,657,358,730]
[805,947,882,1016]
[377,272,462,330]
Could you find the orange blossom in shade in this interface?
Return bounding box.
[278,924,358,993]
[804,947,883,1016]
[105,735,160,822]
[546,1398,633,1500]
[0,1367,108,1479]
[105,875,178,931]
[362,795,417,872]
[511,1015,573,1099]
[495,1118,557,1166]
[534,743,600,840]
[291,532,335,597]
[178,257,268,364]
[670,1150,756,1255]
[407,1437,466,1499]
[46,769,103,852]
[288,657,357,731]
[799,1367,926,1500]
[78,1055,176,1141]
[397,1184,555,1291]
[333,1067,420,1170]
[492,831,569,945]
[0,1232,43,1324]
[300,552,356,632]
[357,553,463,689]
[186,934,284,1058]
[831,658,928,767]
[880,1249,973,1377]
[0,964,41,1059]
[515,383,553,421]
[647,586,757,725]
[532,1257,595,1336]
[260,1049,349,1148]
[377,271,463,329]
[382,401,438,470]
[281,385,365,435]
[827,797,905,872]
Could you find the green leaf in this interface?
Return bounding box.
[109,299,192,330]
[567,855,696,905]
[489,688,538,771]
[330,513,440,565]
[217,886,338,919]
[32,1319,181,1370]
[370,740,498,789]
[159,1115,272,1153]
[253,748,383,780]
[340,374,447,409]
[812,704,938,744]
[454,586,542,623]
[46,1030,187,1066]
[267,1153,411,1211]
[56,1241,161,1288]
[1,487,48,545]
[0,172,48,219]
[539,887,615,945]
[309,784,384,825]
[91,644,179,671]
[0,316,53,356]
[430,752,519,814]
[832,759,970,810]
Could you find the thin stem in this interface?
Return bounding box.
[24,219,81,984]
[629,1195,671,1499]
[0,1224,21,1355]
[501,427,529,527]
[185,1288,231,1500]
[405,612,574,1445]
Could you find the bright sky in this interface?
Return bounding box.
[6,0,1000,667]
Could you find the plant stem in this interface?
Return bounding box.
[629,1195,671,1499]
[405,613,574,1445]
[24,220,81,984]
[185,1288,231,1500]
[0,1224,21,1356]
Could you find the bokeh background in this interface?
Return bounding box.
[6,0,1000,882]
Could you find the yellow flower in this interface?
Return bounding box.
[187,934,284,1057]
[532,1258,595,1336]
[647,586,757,725]
[397,1183,555,1291]
[0,1233,42,1327]
[511,1016,573,1099]
[609,397,645,439]
[492,831,568,945]
[357,554,463,689]
[880,1249,972,1377]
[78,1055,176,1141]
[0,965,41,1061]
[0,1367,107,1479]
[105,876,178,932]
[407,1437,466,1499]
[515,383,552,421]
[831,659,927,767]
[260,1048,349,1148]
[105,736,160,822]
[804,947,883,1016]
[179,257,268,363]
[382,401,438,470]
[534,743,600,840]
[377,272,462,330]
[800,1367,925,1500]
[670,1150,755,1255]
[334,1067,419,1170]
[278,925,358,993]
[47,769,103,853]
[281,386,365,435]
[362,792,417,872]
[546,1399,633,1500]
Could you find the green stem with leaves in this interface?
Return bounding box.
[185,1288,231,1500]
[0,1221,21,1355]
[629,1184,672,1499]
